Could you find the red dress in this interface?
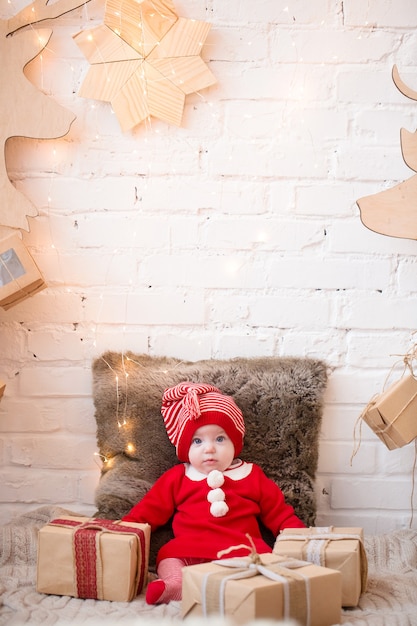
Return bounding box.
[122,460,305,564]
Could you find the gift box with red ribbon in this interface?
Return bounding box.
[36,515,150,602]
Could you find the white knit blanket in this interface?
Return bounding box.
[1,506,417,626]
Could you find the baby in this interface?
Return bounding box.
[122,381,306,604]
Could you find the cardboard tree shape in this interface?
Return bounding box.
[357,66,417,240]
[0,0,91,231]
[73,0,217,131]
[0,233,46,310]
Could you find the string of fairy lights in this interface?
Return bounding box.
[8,2,415,510]
[0,0,393,350]
[3,0,417,528]
[2,0,254,347]
[92,350,191,470]
[1,0,384,358]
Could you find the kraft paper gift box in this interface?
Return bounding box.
[37,516,150,602]
[0,233,46,310]
[274,526,368,607]
[181,552,341,626]
[361,375,417,450]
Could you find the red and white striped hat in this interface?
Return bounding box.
[161,381,245,462]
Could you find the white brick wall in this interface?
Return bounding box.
[0,0,417,534]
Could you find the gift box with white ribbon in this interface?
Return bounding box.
[274,526,367,607]
[181,552,341,626]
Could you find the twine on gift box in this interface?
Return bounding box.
[351,341,417,463]
[203,534,311,625]
[216,533,261,563]
[411,439,417,527]
[350,341,417,528]
[350,386,417,461]
[401,341,417,378]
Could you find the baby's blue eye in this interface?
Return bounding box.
[193,437,202,445]
[216,436,225,443]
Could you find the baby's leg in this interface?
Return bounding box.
[145,557,184,604]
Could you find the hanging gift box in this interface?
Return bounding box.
[273,526,367,607]
[181,552,342,626]
[36,516,151,602]
[0,233,46,310]
[361,374,417,450]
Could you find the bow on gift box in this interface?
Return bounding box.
[201,535,312,625]
[50,518,147,600]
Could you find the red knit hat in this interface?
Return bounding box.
[161,381,245,462]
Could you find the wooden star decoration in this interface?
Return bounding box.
[73,0,217,131]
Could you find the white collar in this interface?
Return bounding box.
[185,460,253,481]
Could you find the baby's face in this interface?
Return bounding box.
[188,424,235,474]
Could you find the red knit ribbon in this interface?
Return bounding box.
[50,518,147,599]
[74,526,99,598]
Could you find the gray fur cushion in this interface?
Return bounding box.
[92,352,328,566]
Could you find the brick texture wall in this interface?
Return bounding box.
[1,0,417,534]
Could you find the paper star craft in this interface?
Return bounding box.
[73,0,217,131]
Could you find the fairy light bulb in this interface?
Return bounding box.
[225,258,242,277]
[94,452,109,463]
[256,229,268,243]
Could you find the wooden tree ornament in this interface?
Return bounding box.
[73,0,217,131]
[1,0,91,232]
[357,66,417,241]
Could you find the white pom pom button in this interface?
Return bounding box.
[207,470,228,517]
[207,470,224,489]
[210,501,229,517]
[207,487,226,503]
